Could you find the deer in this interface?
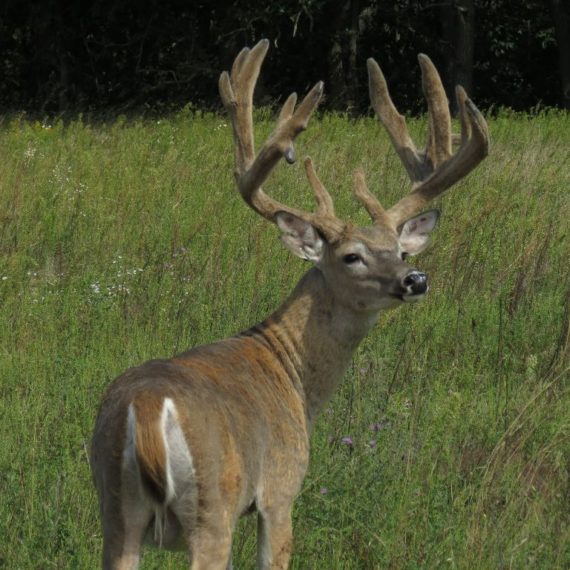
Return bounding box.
[90,39,489,570]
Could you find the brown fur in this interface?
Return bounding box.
[132,395,168,503]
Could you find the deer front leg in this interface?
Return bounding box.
[189,523,233,570]
[257,506,294,569]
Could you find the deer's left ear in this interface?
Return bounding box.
[275,211,325,263]
[398,210,440,256]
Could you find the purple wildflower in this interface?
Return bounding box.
[370,422,383,433]
[320,487,328,495]
[341,436,353,446]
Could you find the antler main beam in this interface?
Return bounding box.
[219,39,343,241]
[366,54,489,228]
[219,40,489,239]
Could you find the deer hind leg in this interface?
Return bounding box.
[188,524,233,570]
[180,476,235,569]
[99,482,153,570]
[256,506,293,570]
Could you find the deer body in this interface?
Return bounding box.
[91,40,488,569]
[92,267,377,568]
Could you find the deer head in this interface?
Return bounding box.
[219,39,488,315]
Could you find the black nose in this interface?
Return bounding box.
[402,271,428,295]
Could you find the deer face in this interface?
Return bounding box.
[276,209,439,314]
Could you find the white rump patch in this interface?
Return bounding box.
[161,397,195,503]
[157,398,195,545]
[161,398,176,504]
[124,397,195,547]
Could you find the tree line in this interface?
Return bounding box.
[0,0,568,116]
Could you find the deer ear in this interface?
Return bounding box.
[275,212,324,263]
[398,210,440,256]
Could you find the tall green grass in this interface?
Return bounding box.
[0,109,568,569]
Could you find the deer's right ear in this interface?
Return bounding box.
[275,212,324,263]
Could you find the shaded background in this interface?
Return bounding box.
[0,0,568,116]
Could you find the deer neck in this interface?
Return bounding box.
[253,267,379,426]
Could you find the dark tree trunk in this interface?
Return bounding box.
[324,0,361,111]
[550,0,570,109]
[440,3,455,104]
[454,0,474,98]
[346,0,360,110]
[324,0,349,109]
[439,0,475,114]
[56,22,71,111]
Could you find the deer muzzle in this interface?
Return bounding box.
[401,271,429,300]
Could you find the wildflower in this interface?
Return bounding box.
[319,487,328,495]
[24,146,37,159]
[368,440,377,449]
[341,436,353,446]
[370,422,383,433]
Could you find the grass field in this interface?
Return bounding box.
[0,108,568,569]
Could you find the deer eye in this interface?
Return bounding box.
[343,253,361,264]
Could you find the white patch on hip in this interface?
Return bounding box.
[123,397,195,547]
[161,397,195,503]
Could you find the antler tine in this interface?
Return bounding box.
[237,80,326,215]
[220,39,344,241]
[456,85,472,142]
[304,157,335,216]
[231,46,250,80]
[367,58,428,183]
[219,40,269,174]
[386,88,489,225]
[419,54,452,168]
[352,169,391,226]
[277,93,298,130]
[367,55,489,228]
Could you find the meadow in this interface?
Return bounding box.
[0,107,568,569]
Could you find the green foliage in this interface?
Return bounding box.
[0,0,567,113]
[0,111,568,568]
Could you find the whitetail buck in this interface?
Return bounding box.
[91,39,488,569]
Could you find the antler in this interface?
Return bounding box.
[363,54,489,229]
[219,39,344,241]
[220,43,488,239]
